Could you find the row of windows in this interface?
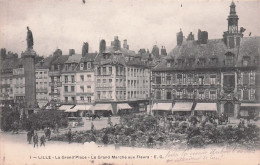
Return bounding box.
[96,79,113,87]
[97,66,126,76]
[155,90,217,100]
[14,87,25,94]
[96,91,112,99]
[239,72,255,85]
[79,62,92,70]
[64,86,75,92]
[2,78,25,85]
[35,71,48,79]
[154,74,218,85]
[1,88,13,94]
[127,68,146,77]
[127,91,147,99]
[79,85,92,92]
[79,75,92,81]
[116,91,126,100]
[238,89,256,101]
[127,79,149,88]
[79,96,92,102]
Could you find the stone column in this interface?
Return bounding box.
[22,49,36,110]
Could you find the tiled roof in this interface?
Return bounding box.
[1,58,23,71]
[35,56,55,69]
[65,54,82,64]
[52,55,69,65]
[80,53,98,62]
[154,37,260,71]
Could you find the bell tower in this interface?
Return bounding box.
[228,1,239,34]
[223,1,243,49]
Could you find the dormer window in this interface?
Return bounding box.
[242,56,250,66]
[80,63,84,70]
[177,58,184,66]
[87,62,91,69]
[65,64,68,71]
[167,61,171,67]
[254,56,259,65]
[71,64,75,70]
[225,52,235,66]
[188,58,195,65]
[198,58,206,66]
[210,57,218,65]
[57,64,60,70]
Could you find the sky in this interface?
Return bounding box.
[0,0,259,57]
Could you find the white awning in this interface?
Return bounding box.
[172,102,193,111]
[117,103,132,110]
[71,105,93,111]
[152,103,172,111]
[240,103,260,107]
[194,103,217,111]
[93,104,112,111]
[59,105,74,111]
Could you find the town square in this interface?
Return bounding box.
[0,0,260,165]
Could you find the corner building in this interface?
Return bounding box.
[152,2,260,118]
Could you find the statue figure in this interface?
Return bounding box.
[26,26,34,49]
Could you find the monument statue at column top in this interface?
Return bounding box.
[26,26,34,50]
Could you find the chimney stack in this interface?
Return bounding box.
[123,39,129,50]
[198,29,208,44]
[177,29,184,46]
[82,42,89,57]
[99,39,106,53]
[187,32,194,41]
[69,49,75,56]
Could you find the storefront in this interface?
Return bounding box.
[58,105,74,111]
[172,102,193,116]
[93,104,113,117]
[117,103,132,115]
[194,103,217,116]
[70,105,93,117]
[239,103,260,119]
[152,103,172,115]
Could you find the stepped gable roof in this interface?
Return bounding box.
[35,56,55,69]
[52,55,69,65]
[154,37,260,71]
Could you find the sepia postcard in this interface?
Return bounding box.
[0,0,260,165]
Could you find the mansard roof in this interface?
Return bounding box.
[52,55,69,65]
[80,53,98,63]
[35,56,55,69]
[153,37,260,71]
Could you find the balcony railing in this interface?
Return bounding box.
[76,92,94,96]
[49,91,60,95]
[36,88,48,93]
[63,92,76,96]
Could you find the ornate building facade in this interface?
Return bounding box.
[152,2,260,118]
